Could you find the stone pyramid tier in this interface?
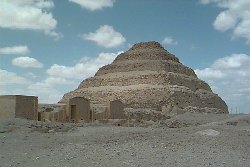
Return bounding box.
[60,41,228,114]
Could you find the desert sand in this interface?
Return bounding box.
[0,113,249,167]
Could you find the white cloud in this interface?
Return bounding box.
[212,54,250,69]
[1,51,122,103]
[0,0,61,39]
[69,0,115,11]
[47,51,122,79]
[0,69,29,85]
[42,51,122,102]
[0,68,77,103]
[12,57,43,68]
[31,77,69,89]
[24,72,38,79]
[27,77,75,103]
[195,54,250,80]
[0,70,75,103]
[80,25,126,48]
[195,53,250,113]
[200,0,221,5]
[29,77,74,90]
[0,46,30,55]
[195,68,226,79]
[162,36,178,45]
[200,0,250,43]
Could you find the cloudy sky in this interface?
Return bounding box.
[0,0,250,113]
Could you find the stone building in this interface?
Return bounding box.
[0,95,38,120]
[68,97,91,122]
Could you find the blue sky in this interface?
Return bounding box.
[0,0,250,113]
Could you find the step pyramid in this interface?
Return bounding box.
[60,41,228,114]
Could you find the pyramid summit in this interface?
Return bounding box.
[60,41,228,114]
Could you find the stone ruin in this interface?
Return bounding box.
[38,104,66,122]
[0,95,38,120]
[58,41,228,122]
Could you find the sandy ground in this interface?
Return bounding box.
[0,113,250,167]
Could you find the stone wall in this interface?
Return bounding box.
[15,95,38,120]
[110,100,125,119]
[38,104,67,122]
[69,97,91,122]
[90,104,109,121]
[0,96,16,119]
[0,95,38,120]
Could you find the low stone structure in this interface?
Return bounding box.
[38,104,67,122]
[0,95,38,120]
[110,100,125,119]
[69,97,91,122]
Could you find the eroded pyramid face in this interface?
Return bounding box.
[60,41,228,114]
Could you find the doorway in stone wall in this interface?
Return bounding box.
[71,105,77,120]
[38,112,41,121]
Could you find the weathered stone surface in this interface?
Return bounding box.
[60,41,228,114]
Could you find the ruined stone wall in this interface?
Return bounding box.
[38,104,67,122]
[110,100,125,119]
[0,96,16,118]
[69,97,90,122]
[15,95,38,120]
[0,95,38,120]
[39,112,50,121]
[90,104,109,121]
[58,110,65,122]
